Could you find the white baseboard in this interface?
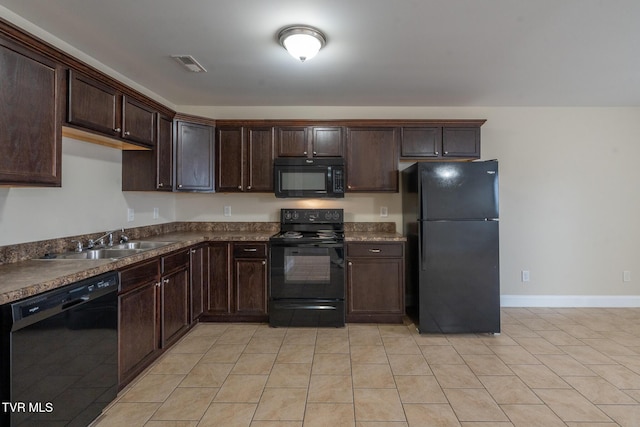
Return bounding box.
[501,295,640,308]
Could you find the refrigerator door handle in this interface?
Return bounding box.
[420,223,428,271]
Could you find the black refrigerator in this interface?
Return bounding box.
[402,161,500,334]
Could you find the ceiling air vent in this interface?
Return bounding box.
[171,55,207,73]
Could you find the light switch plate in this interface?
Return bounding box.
[127,208,135,222]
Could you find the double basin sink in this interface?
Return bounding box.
[39,241,175,260]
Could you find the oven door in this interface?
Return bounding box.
[270,242,345,299]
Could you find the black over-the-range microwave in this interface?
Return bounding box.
[274,157,345,198]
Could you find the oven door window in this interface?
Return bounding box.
[271,245,344,299]
[285,249,330,283]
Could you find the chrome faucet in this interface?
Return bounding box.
[88,228,128,248]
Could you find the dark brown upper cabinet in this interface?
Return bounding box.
[67,70,156,148]
[276,126,344,158]
[122,113,174,191]
[0,35,63,186]
[175,119,215,192]
[400,122,483,160]
[346,127,399,192]
[216,126,274,193]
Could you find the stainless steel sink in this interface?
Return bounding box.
[36,240,175,260]
[111,241,175,250]
[44,248,144,260]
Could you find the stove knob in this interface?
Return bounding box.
[332,211,340,220]
[292,211,299,220]
[284,211,292,220]
[324,211,331,220]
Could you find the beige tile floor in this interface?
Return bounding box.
[94,308,640,426]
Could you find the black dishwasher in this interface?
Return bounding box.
[1,271,119,427]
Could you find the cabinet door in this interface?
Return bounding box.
[246,127,274,192]
[347,257,404,315]
[190,245,207,323]
[207,243,232,314]
[118,281,159,384]
[0,38,62,186]
[175,121,215,191]
[216,126,244,192]
[346,127,398,192]
[400,127,442,158]
[311,127,344,157]
[122,95,155,147]
[442,127,480,158]
[67,70,120,137]
[235,258,267,315]
[161,267,190,347]
[276,126,308,157]
[156,114,173,190]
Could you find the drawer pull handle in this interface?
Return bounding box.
[243,248,258,252]
[369,249,381,253]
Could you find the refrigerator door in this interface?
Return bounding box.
[420,161,498,220]
[419,220,500,333]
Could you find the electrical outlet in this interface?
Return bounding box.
[624,271,631,282]
[380,206,388,217]
[521,270,530,282]
[223,206,232,217]
[127,208,135,222]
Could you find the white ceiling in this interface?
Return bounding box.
[2,0,639,107]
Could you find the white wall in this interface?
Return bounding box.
[2,106,639,305]
[180,105,640,303]
[0,138,175,245]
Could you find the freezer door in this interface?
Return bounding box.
[419,220,500,333]
[420,161,498,220]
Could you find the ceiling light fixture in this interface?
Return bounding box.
[278,25,326,62]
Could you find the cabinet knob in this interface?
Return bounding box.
[262,260,266,265]
[158,183,164,188]
[247,185,252,190]
[313,151,317,156]
[347,185,352,189]
[303,151,308,155]
[178,184,183,188]
[190,249,196,254]
[163,278,169,284]
[124,131,131,136]
[348,261,352,266]
[435,151,439,155]
[238,185,242,190]
[155,282,161,287]
[444,151,449,154]
[114,127,121,132]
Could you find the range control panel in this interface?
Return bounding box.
[281,209,343,224]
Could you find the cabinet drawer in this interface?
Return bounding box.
[119,259,160,293]
[347,242,403,258]
[162,250,190,274]
[233,243,267,258]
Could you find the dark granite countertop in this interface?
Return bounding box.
[0,222,405,305]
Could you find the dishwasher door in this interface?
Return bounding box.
[1,271,119,427]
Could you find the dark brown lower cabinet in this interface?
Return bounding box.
[118,250,190,388]
[346,242,405,323]
[118,259,160,386]
[189,244,207,322]
[160,250,190,347]
[203,242,268,321]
